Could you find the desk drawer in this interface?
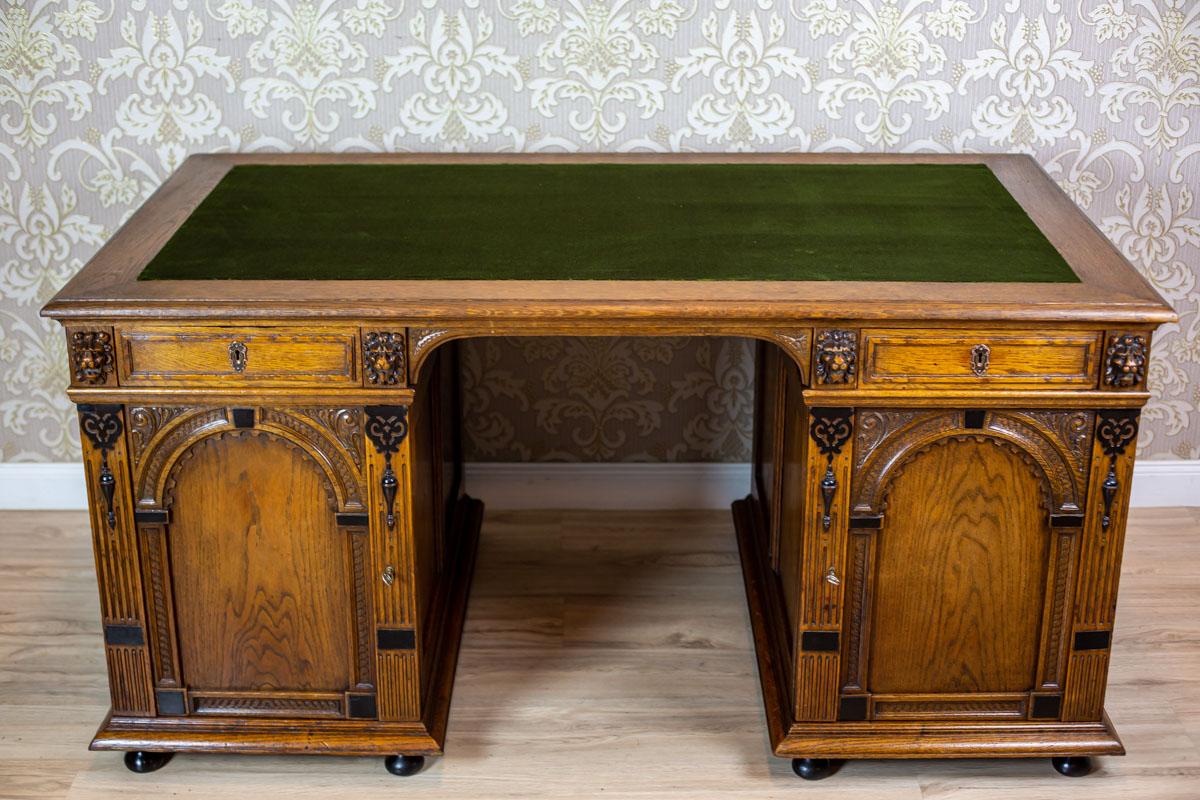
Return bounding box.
[117,326,359,386]
[861,329,1101,387]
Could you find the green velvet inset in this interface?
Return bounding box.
[137,163,1079,283]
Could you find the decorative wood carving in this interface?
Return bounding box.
[135,408,230,507]
[128,406,189,463]
[765,330,811,381]
[79,404,123,527]
[1096,410,1139,532]
[408,328,455,383]
[349,530,375,690]
[1103,333,1147,388]
[258,407,366,511]
[842,532,872,692]
[852,409,1087,515]
[872,697,1026,720]
[190,693,344,718]
[1039,532,1077,691]
[365,406,409,529]
[809,408,853,532]
[138,525,180,688]
[71,330,115,385]
[363,331,407,386]
[814,329,857,385]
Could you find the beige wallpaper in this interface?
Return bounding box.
[0,0,1196,464]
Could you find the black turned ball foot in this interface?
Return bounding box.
[123,751,173,773]
[791,758,840,781]
[384,755,426,776]
[1051,756,1094,777]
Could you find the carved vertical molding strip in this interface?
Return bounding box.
[1063,409,1140,722]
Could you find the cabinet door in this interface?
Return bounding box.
[131,407,376,720]
[836,409,1095,723]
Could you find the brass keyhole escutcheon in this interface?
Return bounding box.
[382,565,395,586]
[970,343,990,376]
[824,567,840,586]
[229,341,248,373]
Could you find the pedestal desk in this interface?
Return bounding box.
[42,153,1175,780]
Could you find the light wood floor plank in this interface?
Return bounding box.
[0,508,1196,799]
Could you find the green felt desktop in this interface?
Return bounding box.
[137,163,1079,283]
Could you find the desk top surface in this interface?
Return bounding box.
[137,162,1074,284]
[44,154,1173,325]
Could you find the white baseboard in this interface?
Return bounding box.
[0,461,1196,511]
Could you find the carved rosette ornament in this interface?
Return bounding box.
[1096,410,1138,533]
[71,330,114,385]
[79,404,123,528]
[365,406,409,529]
[809,407,854,531]
[1103,334,1147,388]
[363,331,407,386]
[815,330,857,385]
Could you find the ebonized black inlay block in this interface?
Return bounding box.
[1074,630,1112,651]
[348,694,378,719]
[377,628,416,651]
[231,407,256,428]
[801,631,840,652]
[156,689,187,716]
[839,695,869,721]
[1031,695,1062,719]
[103,624,144,647]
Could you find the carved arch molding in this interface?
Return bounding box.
[851,409,1095,516]
[130,406,366,513]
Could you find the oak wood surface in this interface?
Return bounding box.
[166,432,353,695]
[867,438,1050,695]
[1,507,1196,799]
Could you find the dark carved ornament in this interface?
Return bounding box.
[815,329,857,385]
[1103,334,1147,388]
[79,404,123,528]
[365,406,409,529]
[810,407,854,532]
[71,330,114,385]
[1096,410,1139,533]
[363,331,407,386]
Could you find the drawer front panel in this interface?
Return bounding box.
[118,327,359,386]
[861,330,1101,387]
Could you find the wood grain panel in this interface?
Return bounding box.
[166,432,354,692]
[861,329,1101,387]
[117,325,358,386]
[868,437,1050,695]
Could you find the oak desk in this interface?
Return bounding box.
[42,153,1175,781]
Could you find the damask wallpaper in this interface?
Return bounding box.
[0,0,1196,464]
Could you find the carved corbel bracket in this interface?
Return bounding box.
[79,404,123,527]
[365,406,409,529]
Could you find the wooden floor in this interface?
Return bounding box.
[1,508,1198,799]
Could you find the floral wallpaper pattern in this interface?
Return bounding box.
[0,0,1197,463]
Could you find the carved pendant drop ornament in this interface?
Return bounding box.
[78,404,124,527]
[365,406,410,529]
[1096,410,1139,534]
[809,408,854,532]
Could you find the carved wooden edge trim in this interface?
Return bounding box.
[410,326,816,384]
[349,530,376,690]
[813,329,857,387]
[135,406,365,512]
[851,409,1086,515]
[362,330,407,387]
[1102,332,1148,390]
[138,524,181,689]
[189,691,345,718]
[69,327,116,386]
[1037,531,1079,692]
[841,532,872,693]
